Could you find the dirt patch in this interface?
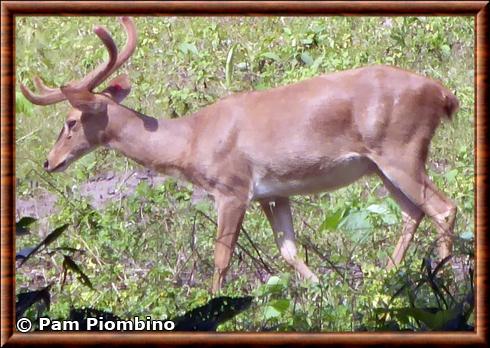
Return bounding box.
[16,191,58,222]
[16,170,170,221]
[16,169,210,223]
[78,170,168,209]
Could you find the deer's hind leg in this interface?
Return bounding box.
[372,155,457,265]
[376,169,425,268]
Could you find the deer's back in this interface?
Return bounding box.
[186,65,453,198]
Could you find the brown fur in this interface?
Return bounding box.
[21,18,459,293]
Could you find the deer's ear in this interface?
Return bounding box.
[101,74,131,103]
[61,86,106,113]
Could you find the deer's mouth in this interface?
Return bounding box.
[47,159,68,173]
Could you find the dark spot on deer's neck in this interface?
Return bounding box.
[119,104,159,132]
[140,115,158,131]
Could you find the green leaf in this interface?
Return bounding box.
[263,299,290,320]
[444,169,458,183]
[441,44,451,55]
[16,91,33,116]
[270,299,290,312]
[63,255,93,289]
[320,208,345,231]
[236,62,247,71]
[367,203,397,225]
[16,284,52,318]
[261,275,289,295]
[16,216,37,228]
[340,210,372,243]
[366,204,388,215]
[263,304,281,319]
[266,275,289,289]
[460,230,474,240]
[16,217,37,236]
[178,42,198,55]
[43,224,69,247]
[260,52,280,61]
[381,213,398,225]
[395,307,460,330]
[266,275,283,286]
[340,211,372,231]
[300,52,314,66]
[301,37,314,45]
[16,247,36,260]
[311,55,323,71]
[19,224,69,267]
[225,44,237,89]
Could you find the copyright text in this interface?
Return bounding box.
[17,316,175,332]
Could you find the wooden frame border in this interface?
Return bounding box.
[1,1,488,346]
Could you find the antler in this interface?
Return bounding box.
[20,17,137,106]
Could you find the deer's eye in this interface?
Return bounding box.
[67,120,77,130]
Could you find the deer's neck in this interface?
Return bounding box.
[105,105,193,175]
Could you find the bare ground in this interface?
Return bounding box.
[16,170,170,221]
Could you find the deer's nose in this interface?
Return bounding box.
[43,160,49,170]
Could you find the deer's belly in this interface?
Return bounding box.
[251,155,375,200]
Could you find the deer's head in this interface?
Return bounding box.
[20,17,137,172]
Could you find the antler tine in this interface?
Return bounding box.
[75,17,136,92]
[21,18,136,106]
[19,79,66,106]
[33,76,58,94]
[106,17,138,78]
[20,25,118,105]
[74,25,118,91]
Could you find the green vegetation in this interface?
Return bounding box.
[16,16,474,331]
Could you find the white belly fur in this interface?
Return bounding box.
[251,154,375,200]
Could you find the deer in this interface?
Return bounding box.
[20,17,459,293]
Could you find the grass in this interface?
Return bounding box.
[15,16,474,331]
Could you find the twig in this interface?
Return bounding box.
[16,127,41,143]
[196,209,275,275]
[298,234,359,292]
[239,225,275,274]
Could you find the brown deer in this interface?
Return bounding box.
[20,17,459,293]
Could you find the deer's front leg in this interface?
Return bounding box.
[212,196,247,293]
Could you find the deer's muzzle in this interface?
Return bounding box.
[44,159,68,173]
